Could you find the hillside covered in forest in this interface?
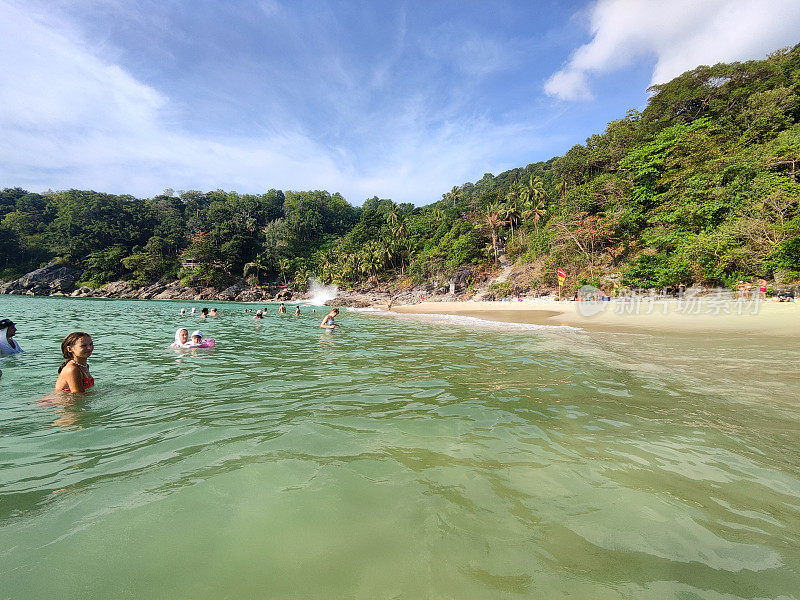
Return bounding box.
[2,43,799,297]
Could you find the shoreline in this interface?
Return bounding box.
[392,299,800,337]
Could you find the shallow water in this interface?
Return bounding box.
[1,296,799,599]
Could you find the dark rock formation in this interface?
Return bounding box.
[0,260,82,295]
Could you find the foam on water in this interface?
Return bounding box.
[305,276,338,305]
[350,306,580,331]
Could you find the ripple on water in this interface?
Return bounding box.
[1,296,800,598]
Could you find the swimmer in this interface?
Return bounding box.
[320,308,339,331]
[187,330,215,348]
[0,319,23,355]
[201,307,209,319]
[187,330,204,347]
[279,303,286,314]
[170,328,190,348]
[294,306,300,316]
[54,332,94,393]
[254,310,264,319]
[263,307,268,314]
[180,308,186,315]
[210,308,219,316]
[191,307,197,314]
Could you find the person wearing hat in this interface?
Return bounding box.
[187,330,204,347]
[0,319,23,355]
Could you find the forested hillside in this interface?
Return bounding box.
[2,44,799,295]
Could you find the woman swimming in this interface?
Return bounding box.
[170,328,190,348]
[54,332,94,393]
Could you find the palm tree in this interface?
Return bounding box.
[278,257,292,286]
[243,253,268,285]
[386,203,399,227]
[503,183,523,241]
[444,186,460,208]
[481,202,506,263]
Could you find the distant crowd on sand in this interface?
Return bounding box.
[0,305,341,392]
[566,278,796,303]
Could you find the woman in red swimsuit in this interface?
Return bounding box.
[54,332,94,393]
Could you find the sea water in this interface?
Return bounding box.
[1,295,799,599]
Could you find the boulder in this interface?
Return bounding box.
[97,281,134,297]
[72,286,93,297]
[1,259,83,295]
[449,266,473,294]
[275,289,293,301]
[217,283,244,301]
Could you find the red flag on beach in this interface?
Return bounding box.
[557,268,565,279]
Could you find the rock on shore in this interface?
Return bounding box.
[1,263,296,303]
[0,260,82,296]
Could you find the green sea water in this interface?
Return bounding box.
[1,295,799,599]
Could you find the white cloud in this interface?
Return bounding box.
[545,0,800,101]
[0,1,549,204]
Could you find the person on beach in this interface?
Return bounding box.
[758,279,767,300]
[0,319,23,355]
[170,328,190,348]
[743,281,753,300]
[54,332,94,393]
[294,306,300,316]
[279,303,287,314]
[320,308,339,331]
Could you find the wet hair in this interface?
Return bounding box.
[59,331,91,373]
[201,307,209,315]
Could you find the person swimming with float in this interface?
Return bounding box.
[320,308,339,331]
[54,332,94,393]
[170,328,191,348]
[187,330,215,348]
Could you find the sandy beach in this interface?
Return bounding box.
[393,298,800,337]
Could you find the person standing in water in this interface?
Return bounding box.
[294,306,300,316]
[279,303,287,314]
[320,308,339,331]
[54,332,94,393]
[0,319,23,355]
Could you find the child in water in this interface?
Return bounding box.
[54,332,94,393]
[187,330,204,347]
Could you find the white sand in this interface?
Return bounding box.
[393,299,800,337]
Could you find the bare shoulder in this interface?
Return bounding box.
[61,361,79,375]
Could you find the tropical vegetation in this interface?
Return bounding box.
[2,44,799,294]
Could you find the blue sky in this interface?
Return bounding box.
[1,0,798,205]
